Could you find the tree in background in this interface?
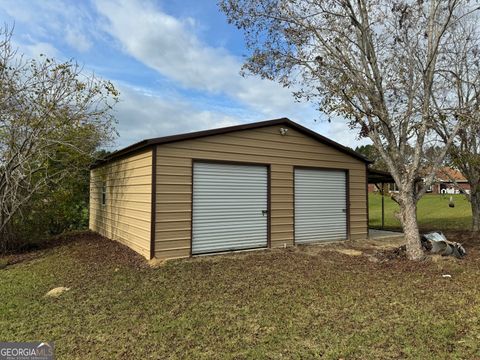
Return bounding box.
[355,144,387,171]
[15,149,112,248]
[447,131,480,232]
[433,17,480,232]
[220,0,480,260]
[0,27,118,252]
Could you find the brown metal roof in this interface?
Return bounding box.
[367,168,395,183]
[91,117,371,168]
[435,167,468,182]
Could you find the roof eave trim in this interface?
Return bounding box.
[91,117,371,169]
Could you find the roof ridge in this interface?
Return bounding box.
[91,117,371,168]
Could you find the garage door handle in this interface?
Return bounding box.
[342,209,346,213]
[262,210,268,216]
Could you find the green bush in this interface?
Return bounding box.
[4,163,93,253]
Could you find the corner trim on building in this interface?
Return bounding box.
[150,145,157,259]
[365,164,369,234]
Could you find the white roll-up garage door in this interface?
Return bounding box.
[295,168,347,243]
[192,162,268,254]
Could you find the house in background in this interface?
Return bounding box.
[368,183,390,193]
[367,166,470,195]
[427,167,470,194]
[89,118,371,260]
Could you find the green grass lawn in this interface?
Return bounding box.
[1,232,480,359]
[369,194,472,231]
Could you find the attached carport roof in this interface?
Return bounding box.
[92,118,372,169]
[368,168,395,183]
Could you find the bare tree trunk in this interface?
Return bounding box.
[398,192,424,260]
[470,190,480,232]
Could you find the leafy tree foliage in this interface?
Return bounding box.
[355,144,387,171]
[0,27,118,251]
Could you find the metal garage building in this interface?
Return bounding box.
[89,118,370,260]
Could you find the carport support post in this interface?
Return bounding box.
[381,182,385,229]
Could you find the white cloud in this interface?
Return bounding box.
[21,41,60,59]
[0,0,368,150]
[94,0,314,119]
[112,83,370,150]
[0,0,95,53]
[112,84,242,148]
[65,27,92,52]
[321,120,371,149]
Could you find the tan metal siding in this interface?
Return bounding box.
[155,125,367,259]
[89,149,152,258]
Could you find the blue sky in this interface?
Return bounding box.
[0,0,368,149]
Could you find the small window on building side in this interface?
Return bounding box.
[101,182,107,206]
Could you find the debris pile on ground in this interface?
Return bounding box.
[366,245,408,262]
[366,231,468,262]
[421,231,466,258]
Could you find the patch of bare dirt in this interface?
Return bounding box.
[367,245,408,262]
[1,231,149,270]
[335,249,364,256]
[68,233,149,270]
[284,230,479,271]
[3,230,478,272]
[0,232,84,268]
[360,230,479,264]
